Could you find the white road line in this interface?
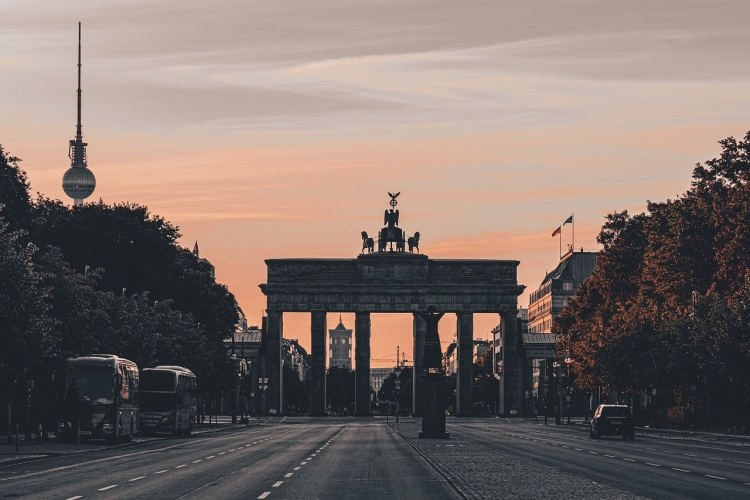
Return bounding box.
[273,481,283,487]
[155,470,168,474]
[293,467,301,471]
[574,448,582,451]
[99,485,118,491]
[737,461,750,465]
[706,475,726,480]
[65,497,83,500]
[685,454,697,457]
[588,452,597,455]
[311,453,317,456]
[709,458,723,461]
[561,445,568,448]
[207,456,215,459]
[176,465,187,469]
[672,468,691,473]
[193,460,202,463]
[219,452,226,455]
[284,473,293,478]
[229,449,235,452]
[129,476,146,482]
[623,458,636,462]
[664,451,675,454]
[646,448,655,450]
[300,462,307,465]
[258,492,271,499]
[604,455,615,458]
[645,463,661,467]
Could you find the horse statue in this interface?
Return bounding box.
[408,232,420,253]
[361,231,374,254]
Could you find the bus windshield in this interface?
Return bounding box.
[140,371,176,392]
[140,392,176,412]
[64,366,115,403]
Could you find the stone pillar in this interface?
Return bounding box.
[412,314,427,417]
[501,310,519,416]
[266,310,283,415]
[456,312,474,416]
[310,310,327,416]
[355,311,371,416]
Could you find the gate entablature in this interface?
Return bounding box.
[261,255,523,313]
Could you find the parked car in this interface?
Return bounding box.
[590,404,635,440]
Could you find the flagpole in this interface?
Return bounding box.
[559,225,562,260]
[572,213,575,253]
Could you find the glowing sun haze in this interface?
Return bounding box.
[2,0,749,366]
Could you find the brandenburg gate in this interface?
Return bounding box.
[259,194,525,417]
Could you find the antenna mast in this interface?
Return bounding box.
[76,22,82,141]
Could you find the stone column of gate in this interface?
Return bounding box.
[500,310,519,416]
[412,313,427,416]
[456,311,474,416]
[355,311,371,416]
[266,310,283,415]
[310,310,327,416]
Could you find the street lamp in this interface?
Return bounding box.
[230,353,238,424]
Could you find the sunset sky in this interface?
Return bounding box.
[2,1,749,367]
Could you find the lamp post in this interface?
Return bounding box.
[394,366,402,423]
[230,353,237,424]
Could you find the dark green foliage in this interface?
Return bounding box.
[326,366,355,414]
[283,363,310,415]
[377,368,412,414]
[0,145,240,412]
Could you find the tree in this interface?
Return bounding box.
[326,366,355,415]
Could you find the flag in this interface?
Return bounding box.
[551,226,561,237]
[563,215,573,225]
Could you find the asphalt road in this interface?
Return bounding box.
[451,419,750,500]
[0,418,458,500]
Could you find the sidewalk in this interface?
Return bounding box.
[390,421,644,500]
[0,420,260,464]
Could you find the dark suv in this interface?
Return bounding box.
[590,404,635,440]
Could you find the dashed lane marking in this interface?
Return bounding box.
[672,468,691,473]
[311,453,317,456]
[273,481,283,487]
[99,485,118,491]
[129,476,146,482]
[685,454,697,457]
[300,462,308,465]
[604,455,615,458]
[219,452,226,455]
[709,458,723,461]
[258,492,271,499]
[706,475,727,480]
[284,473,293,478]
[589,452,597,455]
[645,463,661,467]
[193,460,202,463]
[623,458,636,462]
[574,448,582,451]
[207,456,215,459]
[65,497,82,500]
[176,465,187,469]
[155,470,168,474]
[737,461,750,465]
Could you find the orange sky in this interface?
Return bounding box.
[2,1,749,367]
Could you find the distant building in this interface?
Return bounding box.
[224,325,262,417]
[371,368,394,395]
[193,241,215,279]
[443,342,457,376]
[328,316,352,369]
[284,339,309,382]
[527,249,597,334]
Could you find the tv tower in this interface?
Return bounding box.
[62,22,96,205]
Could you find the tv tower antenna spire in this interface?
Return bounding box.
[62,22,96,205]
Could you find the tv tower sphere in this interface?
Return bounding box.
[63,22,96,205]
